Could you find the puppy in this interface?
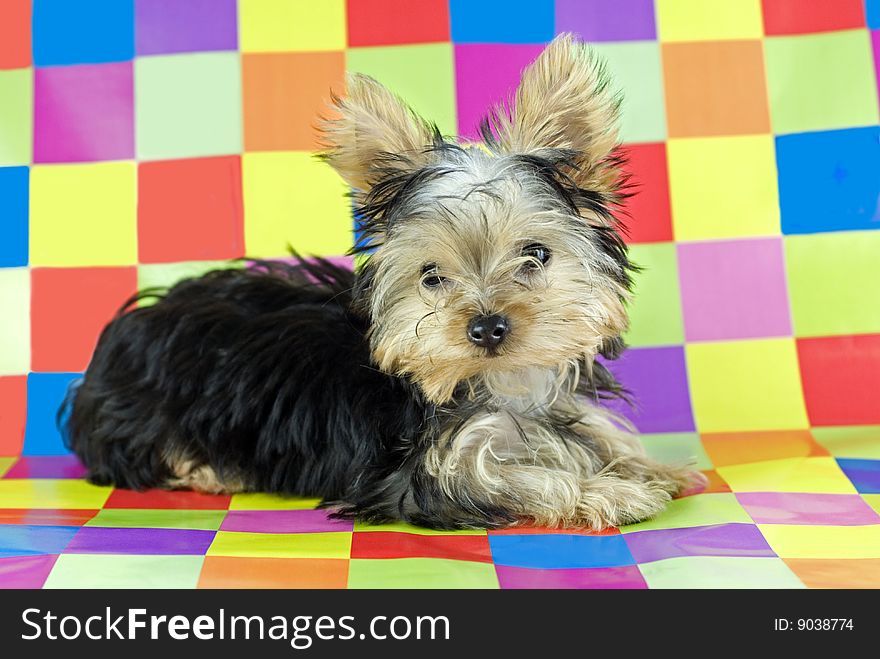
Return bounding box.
[63,35,701,529]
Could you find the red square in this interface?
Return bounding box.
[350,531,493,562]
[346,0,450,46]
[31,267,137,372]
[137,156,244,264]
[0,375,26,455]
[0,0,31,69]
[103,488,232,510]
[797,334,880,426]
[762,0,865,35]
[619,143,673,244]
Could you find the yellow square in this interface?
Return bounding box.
[228,492,322,510]
[29,162,137,267]
[759,524,880,559]
[0,268,29,375]
[717,457,857,494]
[243,152,353,258]
[656,0,764,42]
[686,338,808,432]
[0,479,113,509]
[238,0,346,52]
[864,494,880,516]
[353,520,487,536]
[668,135,779,241]
[207,531,352,558]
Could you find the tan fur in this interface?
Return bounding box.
[319,73,437,195]
[486,33,622,195]
[425,368,702,528]
[165,453,246,494]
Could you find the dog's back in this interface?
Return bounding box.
[61,258,425,500]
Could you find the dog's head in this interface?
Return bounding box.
[321,34,633,404]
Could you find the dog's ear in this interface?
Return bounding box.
[319,73,438,195]
[483,33,621,188]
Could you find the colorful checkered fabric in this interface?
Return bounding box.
[1,1,879,589]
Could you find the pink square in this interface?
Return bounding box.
[677,238,792,341]
[455,44,545,141]
[34,62,134,163]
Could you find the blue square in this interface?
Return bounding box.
[450,0,555,43]
[23,373,82,456]
[33,0,135,66]
[867,0,880,29]
[777,127,880,235]
[0,167,28,267]
[488,533,635,568]
[837,458,880,494]
[0,525,78,558]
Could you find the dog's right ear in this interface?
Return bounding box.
[319,73,438,197]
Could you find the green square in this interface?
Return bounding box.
[348,558,499,589]
[784,231,880,337]
[812,426,880,460]
[86,509,227,530]
[0,69,33,166]
[44,555,205,589]
[346,44,456,137]
[764,31,879,135]
[592,41,666,144]
[625,242,684,347]
[138,260,242,306]
[621,493,750,532]
[0,267,29,375]
[638,556,804,588]
[135,53,242,161]
[640,432,712,470]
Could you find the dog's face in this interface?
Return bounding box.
[322,35,633,403]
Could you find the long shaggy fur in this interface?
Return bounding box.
[62,35,702,529]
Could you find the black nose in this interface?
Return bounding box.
[467,314,510,348]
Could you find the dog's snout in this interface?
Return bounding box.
[467,314,510,348]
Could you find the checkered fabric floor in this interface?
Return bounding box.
[2,1,880,588]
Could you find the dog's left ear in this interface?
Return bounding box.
[484,33,621,190]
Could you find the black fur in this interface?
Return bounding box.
[60,258,627,529]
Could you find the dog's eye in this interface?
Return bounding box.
[521,243,551,268]
[421,263,447,288]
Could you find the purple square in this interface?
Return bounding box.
[65,527,215,555]
[555,0,656,41]
[0,555,59,588]
[3,456,87,479]
[220,509,354,534]
[454,44,545,140]
[136,0,238,55]
[736,492,880,526]
[34,62,134,163]
[600,346,695,433]
[872,31,880,98]
[623,523,776,563]
[677,238,792,342]
[496,564,647,589]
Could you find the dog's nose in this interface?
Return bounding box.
[467,314,510,348]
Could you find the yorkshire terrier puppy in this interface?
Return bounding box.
[63,35,702,529]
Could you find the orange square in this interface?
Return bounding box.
[701,430,829,468]
[30,267,138,372]
[662,40,770,137]
[0,375,26,455]
[243,51,345,151]
[784,559,880,589]
[0,0,31,69]
[198,557,349,588]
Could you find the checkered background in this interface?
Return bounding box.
[1,0,879,589]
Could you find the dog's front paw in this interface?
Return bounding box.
[574,474,675,529]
